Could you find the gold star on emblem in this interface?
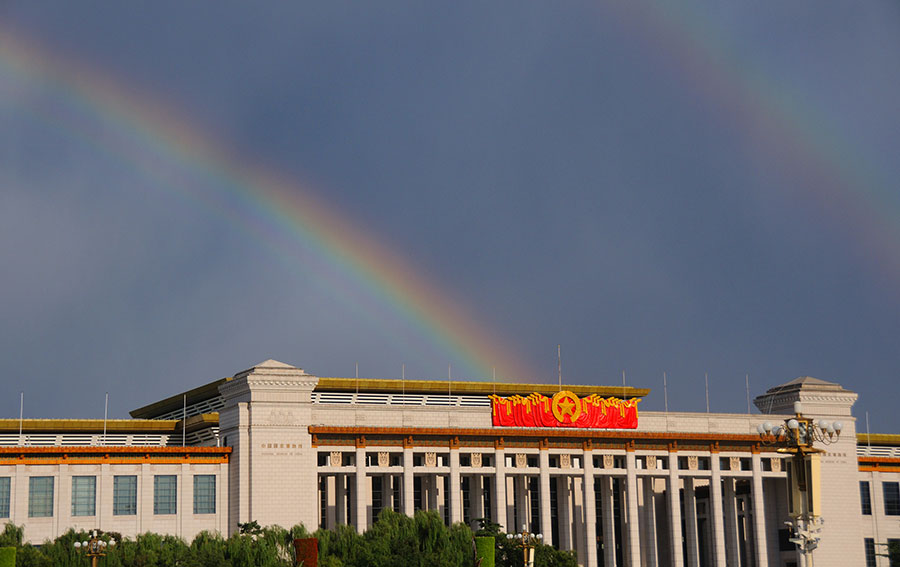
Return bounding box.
[557,397,576,417]
[551,391,582,423]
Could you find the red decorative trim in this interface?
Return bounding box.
[308,425,759,443]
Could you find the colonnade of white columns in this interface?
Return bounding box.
[317,444,783,567]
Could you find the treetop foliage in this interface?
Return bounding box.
[1,510,576,567]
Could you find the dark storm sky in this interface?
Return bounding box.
[2,2,899,432]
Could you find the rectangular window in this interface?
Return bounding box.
[113,475,138,516]
[884,482,900,516]
[861,481,872,515]
[0,477,10,518]
[193,475,216,514]
[71,476,96,517]
[154,475,177,515]
[865,538,877,567]
[890,539,900,567]
[28,476,54,517]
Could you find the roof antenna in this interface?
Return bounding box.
[557,345,562,392]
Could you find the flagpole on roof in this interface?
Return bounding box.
[705,373,710,413]
[663,372,668,414]
[103,392,109,446]
[746,373,751,414]
[18,392,24,445]
[557,345,562,392]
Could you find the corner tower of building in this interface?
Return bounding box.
[755,376,863,567]
[217,359,320,532]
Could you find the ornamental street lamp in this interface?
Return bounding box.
[506,524,543,567]
[757,402,842,567]
[73,530,115,567]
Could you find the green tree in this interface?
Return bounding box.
[0,525,22,548]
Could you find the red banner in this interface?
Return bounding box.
[490,391,639,429]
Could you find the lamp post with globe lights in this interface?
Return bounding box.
[73,530,115,567]
[757,402,842,567]
[506,524,542,567]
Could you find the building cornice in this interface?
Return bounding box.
[314,377,649,399]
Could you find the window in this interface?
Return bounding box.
[193,475,216,514]
[154,475,177,515]
[0,477,9,518]
[865,538,877,567]
[890,539,900,567]
[884,482,900,516]
[71,476,96,517]
[861,481,872,515]
[28,476,54,517]
[113,475,137,516]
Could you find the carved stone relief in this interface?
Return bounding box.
[425,452,437,467]
[559,453,571,469]
[646,455,658,470]
[378,451,390,468]
[770,457,781,472]
[516,453,528,468]
[330,451,342,467]
[730,456,741,471]
[603,454,614,470]
[687,455,699,471]
[470,452,482,468]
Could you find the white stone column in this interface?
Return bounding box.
[355,446,368,533]
[583,446,598,567]
[472,474,484,523]
[382,473,393,512]
[558,475,573,550]
[723,477,740,567]
[539,448,553,545]
[403,446,414,516]
[450,447,462,524]
[100,462,112,533]
[683,477,701,567]
[709,453,727,567]
[11,464,23,526]
[515,474,528,530]
[601,476,617,567]
[179,463,191,539]
[643,477,659,567]
[326,476,336,529]
[751,454,769,567]
[668,452,685,567]
[427,475,438,512]
[574,476,585,563]
[336,474,347,524]
[140,462,153,534]
[625,449,641,567]
[494,447,508,530]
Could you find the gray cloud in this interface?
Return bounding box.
[1,2,899,432]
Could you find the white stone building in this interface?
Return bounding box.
[2,359,898,567]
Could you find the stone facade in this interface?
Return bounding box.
[2,360,898,567]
